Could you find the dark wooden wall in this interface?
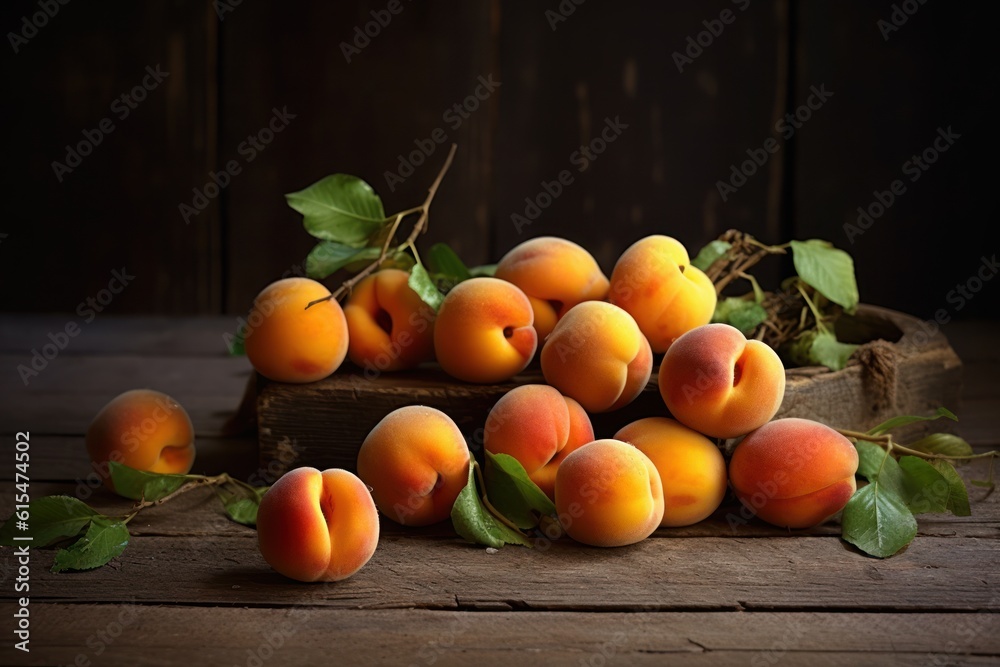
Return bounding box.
[2,1,995,320]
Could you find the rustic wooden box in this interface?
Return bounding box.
[255,304,962,477]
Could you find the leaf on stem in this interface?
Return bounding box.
[867,407,958,436]
[109,461,196,502]
[216,485,268,527]
[451,463,532,549]
[306,241,381,280]
[408,264,445,311]
[809,330,859,371]
[711,297,768,336]
[691,240,732,271]
[483,452,556,530]
[841,482,917,559]
[907,433,974,461]
[286,174,387,247]
[790,239,859,312]
[469,264,497,278]
[929,460,972,517]
[51,516,129,573]
[898,456,950,514]
[425,243,472,284]
[0,496,99,547]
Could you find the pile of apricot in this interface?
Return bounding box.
[84,234,859,583]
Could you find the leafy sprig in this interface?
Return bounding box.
[0,463,266,572]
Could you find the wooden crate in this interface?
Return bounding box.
[256,304,962,477]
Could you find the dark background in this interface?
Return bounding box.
[2,0,996,321]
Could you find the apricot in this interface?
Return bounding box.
[356,405,471,526]
[608,235,717,353]
[344,269,435,372]
[729,418,859,529]
[483,384,595,500]
[244,277,349,383]
[614,417,727,527]
[540,301,652,413]
[433,277,537,383]
[86,389,195,493]
[256,467,379,582]
[658,323,785,439]
[495,236,610,341]
[554,439,664,547]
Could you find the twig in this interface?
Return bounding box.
[835,429,999,462]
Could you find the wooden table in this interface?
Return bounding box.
[1,315,998,666]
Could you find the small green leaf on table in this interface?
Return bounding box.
[109,461,195,502]
[51,516,130,573]
[451,463,532,549]
[484,452,557,530]
[216,485,268,527]
[841,482,918,559]
[790,239,859,312]
[286,174,387,246]
[0,496,100,547]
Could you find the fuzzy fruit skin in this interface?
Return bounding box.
[728,417,859,529]
[256,467,380,582]
[344,269,436,372]
[356,405,471,526]
[483,384,595,500]
[608,235,717,353]
[540,301,652,413]
[86,389,196,494]
[244,277,349,383]
[432,277,537,384]
[615,417,727,527]
[658,322,786,439]
[554,439,664,547]
[495,236,610,341]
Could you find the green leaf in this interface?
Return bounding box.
[929,460,972,517]
[854,440,889,480]
[790,239,859,312]
[51,516,130,573]
[469,263,497,278]
[809,329,859,371]
[306,241,381,280]
[898,456,950,514]
[484,452,557,530]
[711,297,768,336]
[286,174,387,246]
[225,327,246,356]
[425,243,472,283]
[451,463,532,549]
[841,482,917,558]
[867,407,958,436]
[216,485,268,527]
[908,433,974,460]
[0,496,99,547]
[408,264,445,311]
[109,461,196,502]
[691,240,732,271]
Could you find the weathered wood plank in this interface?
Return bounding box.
[258,305,963,475]
[12,606,1000,667]
[3,532,997,611]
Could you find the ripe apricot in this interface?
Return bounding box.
[540,301,652,413]
[344,269,435,372]
[554,439,664,547]
[608,235,716,352]
[256,467,379,582]
[244,277,349,383]
[433,277,537,383]
[356,405,471,526]
[729,418,859,529]
[658,323,785,439]
[495,236,610,341]
[483,384,595,499]
[615,417,727,527]
[86,389,195,494]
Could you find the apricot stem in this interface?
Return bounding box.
[835,428,999,463]
[121,473,249,524]
[317,143,459,306]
